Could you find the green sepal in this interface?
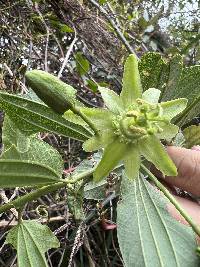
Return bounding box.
[120,54,142,106]
[83,130,115,152]
[94,139,128,182]
[142,88,161,104]
[98,87,124,114]
[156,123,179,141]
[161,98,187,120]
[123,145,140,180]
[139,135,177,176]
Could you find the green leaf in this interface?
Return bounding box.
[75,52,90,76]
[161,55,183,101]
[142,88,161,104]
[161,98,187,120]
[121,54,142,106]
[98,87,124,114]
[117,174,199,267]
[94,138,128,181]
[84,179,107,200]
[123,145,140,180]
[0,92,92,141]
[163,65,200,125]
[139,52,169,93]
[6,220,59,267]
[0,117,64,187]
[0,160,62,188]
[139,135,177,176]
[183,125,200,148]
[2,116,63,178]
[82,129,115,152]
[60,23,74,33]
[86,79,98,93]
[163,65,200,104]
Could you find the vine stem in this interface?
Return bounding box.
[141,164,200,237]
[0,167,95,215]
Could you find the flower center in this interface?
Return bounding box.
[113,99,169,144]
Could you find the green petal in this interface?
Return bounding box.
[142,88,161,104]
[64,107,114,131]
[156,123,179,141]
[161,98,187,120]
[120,54,142,106]
[139,135,177,176]
[98,87,124,114]
[94,139,128,182]
[123,145,140,180]
[82,130,115,152]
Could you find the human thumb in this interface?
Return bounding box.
[163,146,200,197]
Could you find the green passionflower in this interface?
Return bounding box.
[81,54,187,181]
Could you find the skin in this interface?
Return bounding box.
[158,146,200,241]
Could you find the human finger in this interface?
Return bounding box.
[162,146,200,196]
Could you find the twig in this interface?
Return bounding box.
[3,63,13,76]
[88,0,136,55]
[58,29,77,78]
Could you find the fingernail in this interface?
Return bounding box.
[191,145,200,151]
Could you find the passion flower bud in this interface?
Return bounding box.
[25,70,76,114]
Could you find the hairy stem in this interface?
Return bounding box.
[141,164,200,237]
[71,105,100,136]
[0,167,95,214]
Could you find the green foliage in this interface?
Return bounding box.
[6,220,59,267]
[183,125,200,148]
[139,53,168,92]
[117,174,199,267]
[0,92,92,141]
[139,52,200,125]
[0,116,63,187]
[86,79,98,92]
[75,52,90,76]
